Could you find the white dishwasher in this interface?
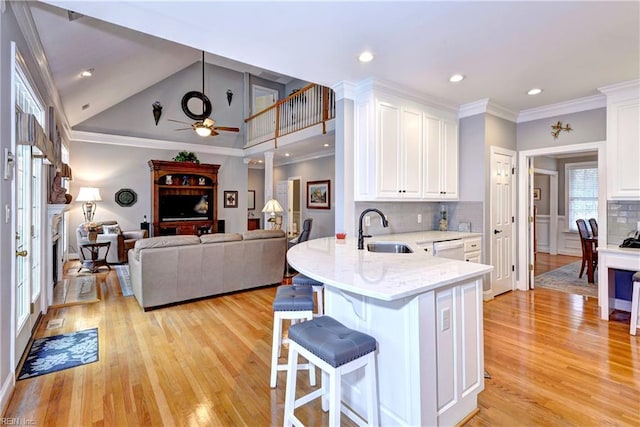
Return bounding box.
[433,239,465,260]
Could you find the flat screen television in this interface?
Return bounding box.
[160,194,210,221]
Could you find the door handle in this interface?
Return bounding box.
[493,229,502,235]
[16,250,28,257]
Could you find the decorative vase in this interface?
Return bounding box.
[88,231,98,243]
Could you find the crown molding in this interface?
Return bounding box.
[458,98,518,122]
[71,130,244,157]
[598,79,640,101]
[516,94,606,123]
[332,81,357,101]
[355,77,459,115]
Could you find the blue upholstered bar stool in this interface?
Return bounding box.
[292,273,324,316]
[631,272,640,335]
[283,316,379,427]
[270,285,316,388]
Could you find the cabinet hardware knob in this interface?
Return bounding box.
[16,250,27,257]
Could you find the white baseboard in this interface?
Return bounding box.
[613,298,632,312]
[0,372,15,417]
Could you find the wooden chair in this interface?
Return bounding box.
[588,218,598,238]
[576,219,598,283]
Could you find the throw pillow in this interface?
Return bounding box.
[103,225,122,235]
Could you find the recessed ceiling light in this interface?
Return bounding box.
[285,153,290,157]
[449,74,465,83]
[527,88,543,95]
[323,143,330,147]
[80,68,94,77]
[358,51,374,63]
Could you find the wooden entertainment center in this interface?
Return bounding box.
[148,160,220,236]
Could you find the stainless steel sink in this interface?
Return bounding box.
[367,242,413,253]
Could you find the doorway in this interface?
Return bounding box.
[516,141,606,291]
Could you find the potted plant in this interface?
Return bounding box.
[173,151,200,163]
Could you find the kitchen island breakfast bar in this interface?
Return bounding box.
[287,234,493,426]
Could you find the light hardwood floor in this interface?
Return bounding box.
[4,261,639,426]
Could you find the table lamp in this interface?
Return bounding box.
[77,186,102,223]
[262,198,283,229]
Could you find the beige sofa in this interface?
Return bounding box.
[128,229,286,310]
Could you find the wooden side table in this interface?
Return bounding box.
[79,242,111,273]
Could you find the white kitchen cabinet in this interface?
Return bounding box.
[377,102,423,199]
[464,236,482,263]
[600,81,640,199]
[354,83,458,201]
[423,115,459,200]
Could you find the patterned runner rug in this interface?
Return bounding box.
[114,265,133,296]
[18,328,98,380]
[535,261,597,298]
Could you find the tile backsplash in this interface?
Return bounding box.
[607,200,640,244]
[354,201,484,236]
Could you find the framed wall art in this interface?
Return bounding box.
[307,180,330,209]
[224,190,238,208]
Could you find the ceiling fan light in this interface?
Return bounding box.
[203,118,215,127]
[195,125,212,137]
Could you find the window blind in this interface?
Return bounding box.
[567,163,598,231]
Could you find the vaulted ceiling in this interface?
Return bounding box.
[31,1,640,146]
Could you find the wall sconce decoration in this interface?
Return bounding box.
[551,121,572,139]
[152,101,163,125]
[226,89,233,106]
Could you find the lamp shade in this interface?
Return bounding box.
[261,198,283,214]
[76,187,102,202]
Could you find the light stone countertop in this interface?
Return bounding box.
[287,232,493,301]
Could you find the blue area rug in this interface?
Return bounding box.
[535,261,597,298]
[18,328,98,380]
[115,264,133,296]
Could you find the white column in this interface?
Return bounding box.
[263,151,274,226]
[331,81,357,236]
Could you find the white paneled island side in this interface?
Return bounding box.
[287,235,493,426]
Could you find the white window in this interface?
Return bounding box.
[566,161,598,231]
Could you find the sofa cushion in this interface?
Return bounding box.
[132,235,200,261]
[200,233,243,244]
[242,229,285,241]
[103,225,122,235]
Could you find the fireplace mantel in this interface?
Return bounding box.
[46,203,70,308]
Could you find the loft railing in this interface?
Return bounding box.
[244,83,335,148]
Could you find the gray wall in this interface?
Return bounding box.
[274,156,336,239]
[68,141,248,253]
[75,61,246,148]
[248,167,265,221]
[459,114,485,202]
[517,108,606,150]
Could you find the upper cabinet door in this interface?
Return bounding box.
[423,114,442,199]
[377,101,402,198]
[441,120,459,199]
[600,81,640,200]
[402,107,424,199]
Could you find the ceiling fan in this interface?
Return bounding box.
[169,51,239,137]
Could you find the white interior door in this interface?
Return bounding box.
[528,157,536,289]
[490,147,516,296]
[252,85,278,115]
[276,180,288,232]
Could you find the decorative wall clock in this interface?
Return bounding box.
[115,188,137,207]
